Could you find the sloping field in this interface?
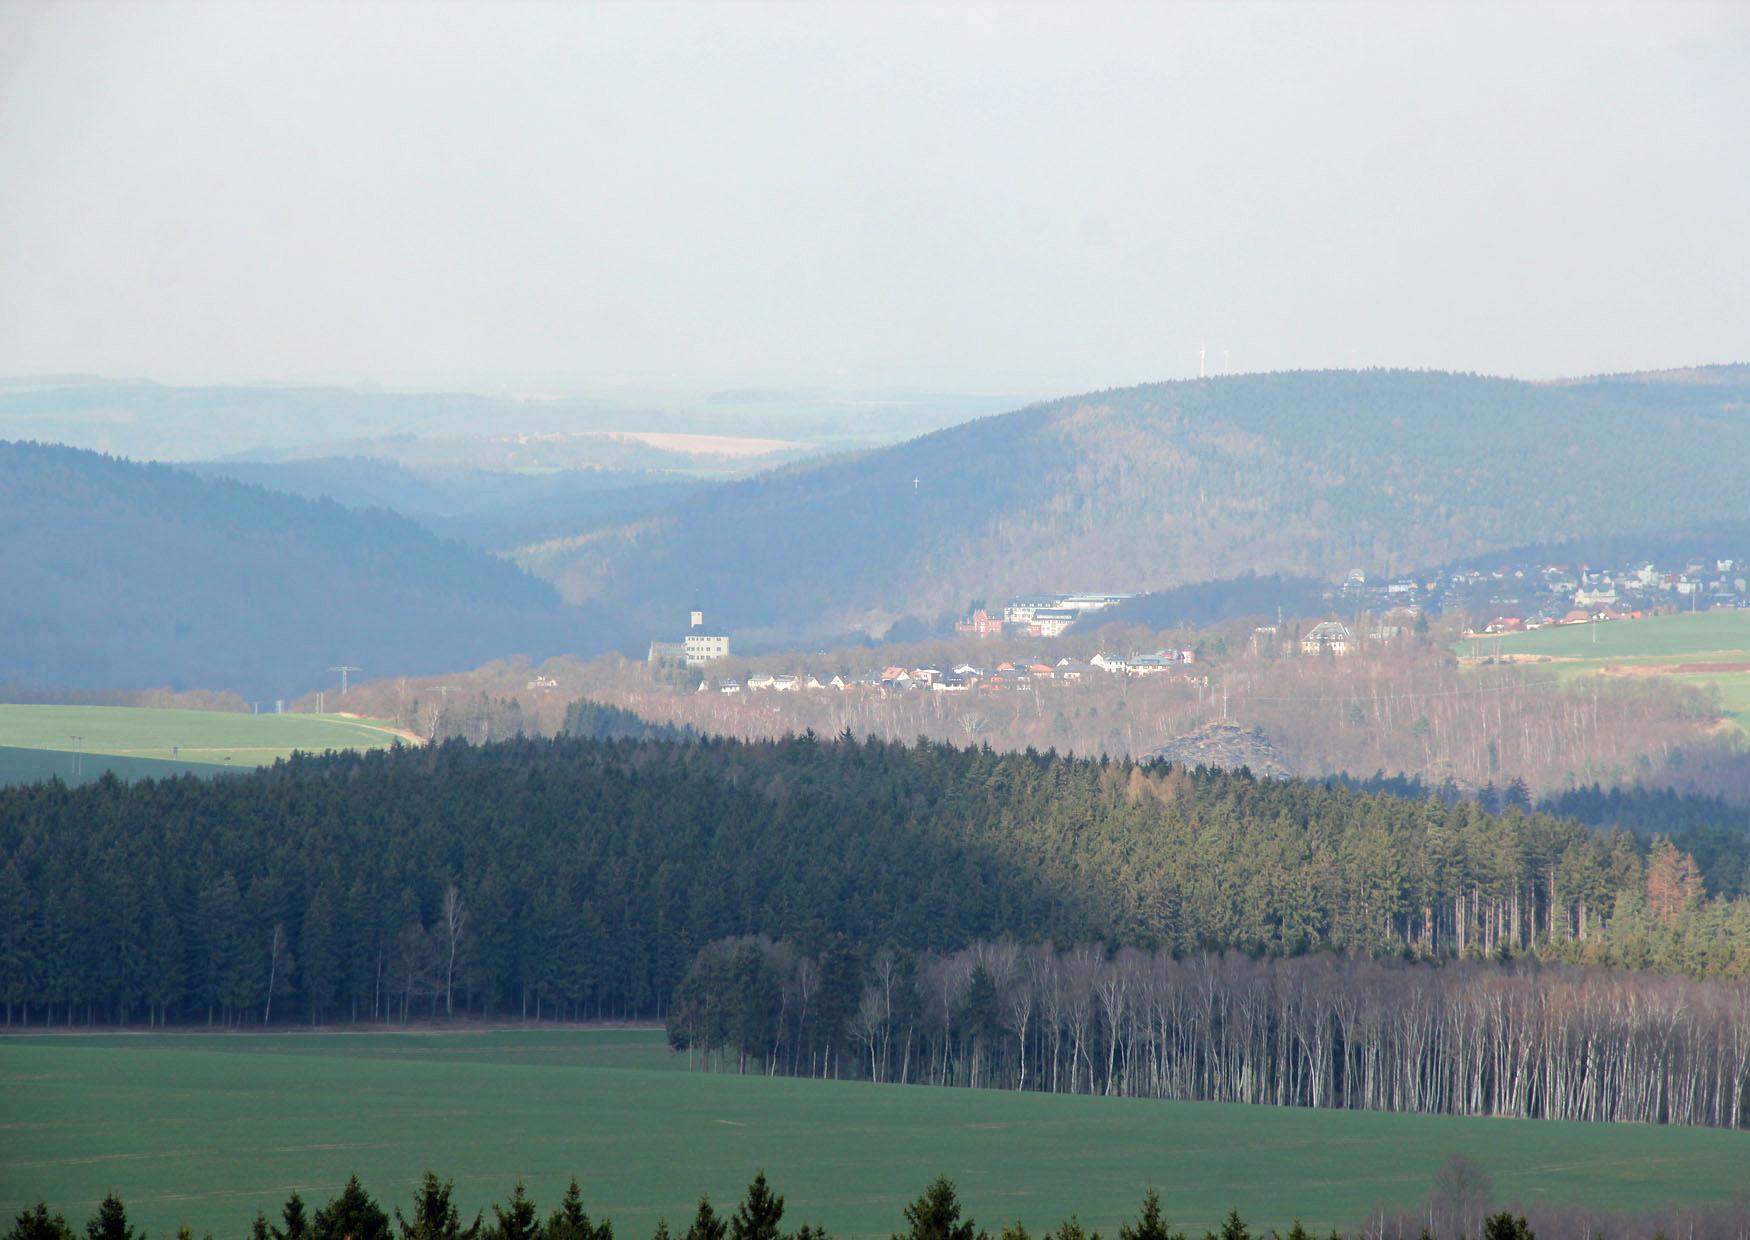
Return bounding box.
[0,744,236,787]
[1479,610,1750,661]
[1468,611,1750,731]
[0,704,411,781]
[3,1030,1746,1239]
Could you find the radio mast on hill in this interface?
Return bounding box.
[329,665,361,694]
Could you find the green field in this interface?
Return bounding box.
[4,1031,1747,1239]
[1463,610,1750,731]
[0,705,411,784]
[0,744,242,787]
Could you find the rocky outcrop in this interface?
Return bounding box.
[1144,721,1293,779]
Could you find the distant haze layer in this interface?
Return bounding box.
[0,2,1746,393]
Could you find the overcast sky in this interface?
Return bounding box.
[1,0,1746,397]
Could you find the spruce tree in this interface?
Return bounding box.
[546,1180,609,1240]
[892,1179,977,1240]
[84,1196,135,1240]
[1480,1215,1533,1240]
[1117,1193,1181,1240]
[1047,1220,1097,1240]
[313,1176,391,1240]
[729,1174,783,1240]
[683,1202,724,1240]
[397,1172,480,1240]
[488,1184,542,1240]
[273,1194,309,1240]
[6,1204,76,1240]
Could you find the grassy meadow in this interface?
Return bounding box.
[0,705,411,784]
[4,1030,1748,1239]
[1463,610,1750,731]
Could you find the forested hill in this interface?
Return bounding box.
[0,442,620,698]
[534,366,1750,645]
[2,732,1746,1029]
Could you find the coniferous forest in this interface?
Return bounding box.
[15,1165,1750,1240]
[6,732,1750,1136]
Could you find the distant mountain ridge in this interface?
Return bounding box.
[186,456,705,553]
[0,442,618,698]
[534,366,1750,648]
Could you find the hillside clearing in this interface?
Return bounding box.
[1463,611,1750,732]
[0,705,413,783]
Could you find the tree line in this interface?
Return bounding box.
[2,733,1749,1031]
[21,1163,1750,1240]
[0,1169,1549,1240]
[669,938,1750,1129]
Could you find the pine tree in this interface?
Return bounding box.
[6,1204,76,1240]
[683,1201,725,1240]
[546,1180,609,1240]
[1646,839,1704,927]
[1117,1192,1182,1240]
[1047,1220,1097,1240]
[397,1172,480,1240]
[301,886,341,1025]
[1480,1215,1533,1240]
[892,1179,977,1240]
[84,1196,135,1240]
[488,1184,542,1240]
[273,1194,310,1240]
[0,862,37,1026]
[314,1176,391,1240]
[729,1174,783,1240]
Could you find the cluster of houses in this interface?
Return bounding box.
[955,592,1136,639]
[701,649,1198,696]
[1448,557,1749,635]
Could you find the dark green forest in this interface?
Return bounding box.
[549,367,1750,644]
[561,698,696,742]
[3,733,1749,1032]
[1329,775,1750,901]
[12,1165,1743,1240]
[0,442,623,697]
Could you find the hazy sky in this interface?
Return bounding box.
[1,0,1746,396]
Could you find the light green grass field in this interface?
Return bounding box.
[1469,610,1750,662]
[3,1030,1747,1239]
[0,705,410,783]
[1462,611,1750,732]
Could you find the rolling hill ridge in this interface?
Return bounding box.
[0,442,620,698]
[530,366,1750,646]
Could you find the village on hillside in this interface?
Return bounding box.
[1436,556,1748,635]
[644,552,1750,698]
